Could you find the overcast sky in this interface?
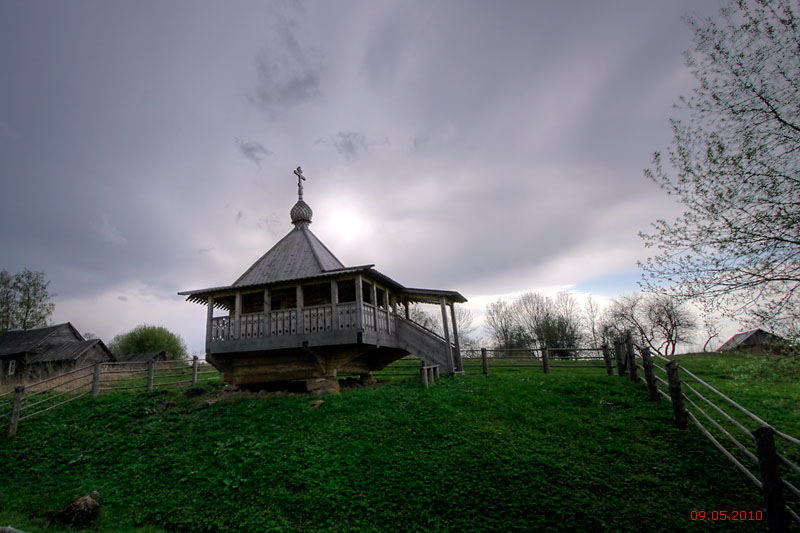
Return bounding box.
[0,0,726,354]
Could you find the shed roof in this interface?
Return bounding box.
[717,328,785,352]
[27,339,114,364]
[0,323,83,357]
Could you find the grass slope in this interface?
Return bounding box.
[0,368,777,532]
[675,352,800,437]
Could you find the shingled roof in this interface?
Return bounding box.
[27,339,114,364]
[0,323,83,357]
[233,225,344,287]
[178,176,466,306]
[717,328,786,352]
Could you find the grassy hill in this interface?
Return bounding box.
[0,358,794,532]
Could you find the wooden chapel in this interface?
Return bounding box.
[179,167,466,392]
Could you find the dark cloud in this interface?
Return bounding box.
[249,22,323,117]
[236,138,274,166]
[90,215,128,245]
[316,132,389,160]
[139,279,182,300]
[0,0,720,353]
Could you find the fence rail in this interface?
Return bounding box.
[2,356,221,438]
[614,336,800,532]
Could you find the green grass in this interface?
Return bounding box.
[673,352,800,438]
[1,362,789,532]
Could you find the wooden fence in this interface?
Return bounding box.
[604,332,800,532]
[0,357,220,438]
[461,346,611,375]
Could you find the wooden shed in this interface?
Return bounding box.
[179,168,466,391]
[0,323,114,379]
[717,328,788,352]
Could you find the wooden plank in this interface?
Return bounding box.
[440,296,454,372]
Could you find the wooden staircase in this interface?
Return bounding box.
[395,317,455,373]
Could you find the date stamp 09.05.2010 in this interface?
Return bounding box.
[691,510,763,521]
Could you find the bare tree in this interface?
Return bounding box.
[584,295,601,348]
[646,294,698,356]
[640,0,800,337]
[701,316,721,352]
[493,291,585,358]
[512,292,551,349]
[605,293,697,356]
[484,299,524,354]
[408,304,441,334]
[454,306,478,350]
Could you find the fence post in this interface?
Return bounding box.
[147,361,155,393]
[481,348,488,375]
[420,366,429,388]
[541,344,550,374]
[614,340,625,377]
[753,426,789,533]
[626,332,638,383]
[7,385,24,438]
[192,356,199,384]
[91,362,102,398]
[665,360,687,430]
[601,344,614,376]
[640,348,658,401]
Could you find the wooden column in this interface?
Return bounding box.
[404,302,410,320]
[206,295,215,349]
[192,356,199,383]
[439,296,454,372]
[665,359,687,430]
[331,280,339,331]
[626,331,638,382]
[448,302,462,372]
[614,339,625,377]
[481,347,488,375]
[146,361,155,393]
[297,285,304,334]
[640,348,658,400]
[541,344,550,374]
[601,344,614,376]
[355,274,364,330]
[8,385,24,438]
[371,283,378,331]
[234,292,242,340]
[91,362,102,398]
[753,426,789,532]
[264,289,271,337]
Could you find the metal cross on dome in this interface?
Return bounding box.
[294,166,306,200]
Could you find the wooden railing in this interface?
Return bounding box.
[211,316,234,341]
[269,309,297,336]
[210,303,396,341]
[336,303,358,329]
[301,306,332,334]
[241,313,265,339]
[363,303,375,330]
